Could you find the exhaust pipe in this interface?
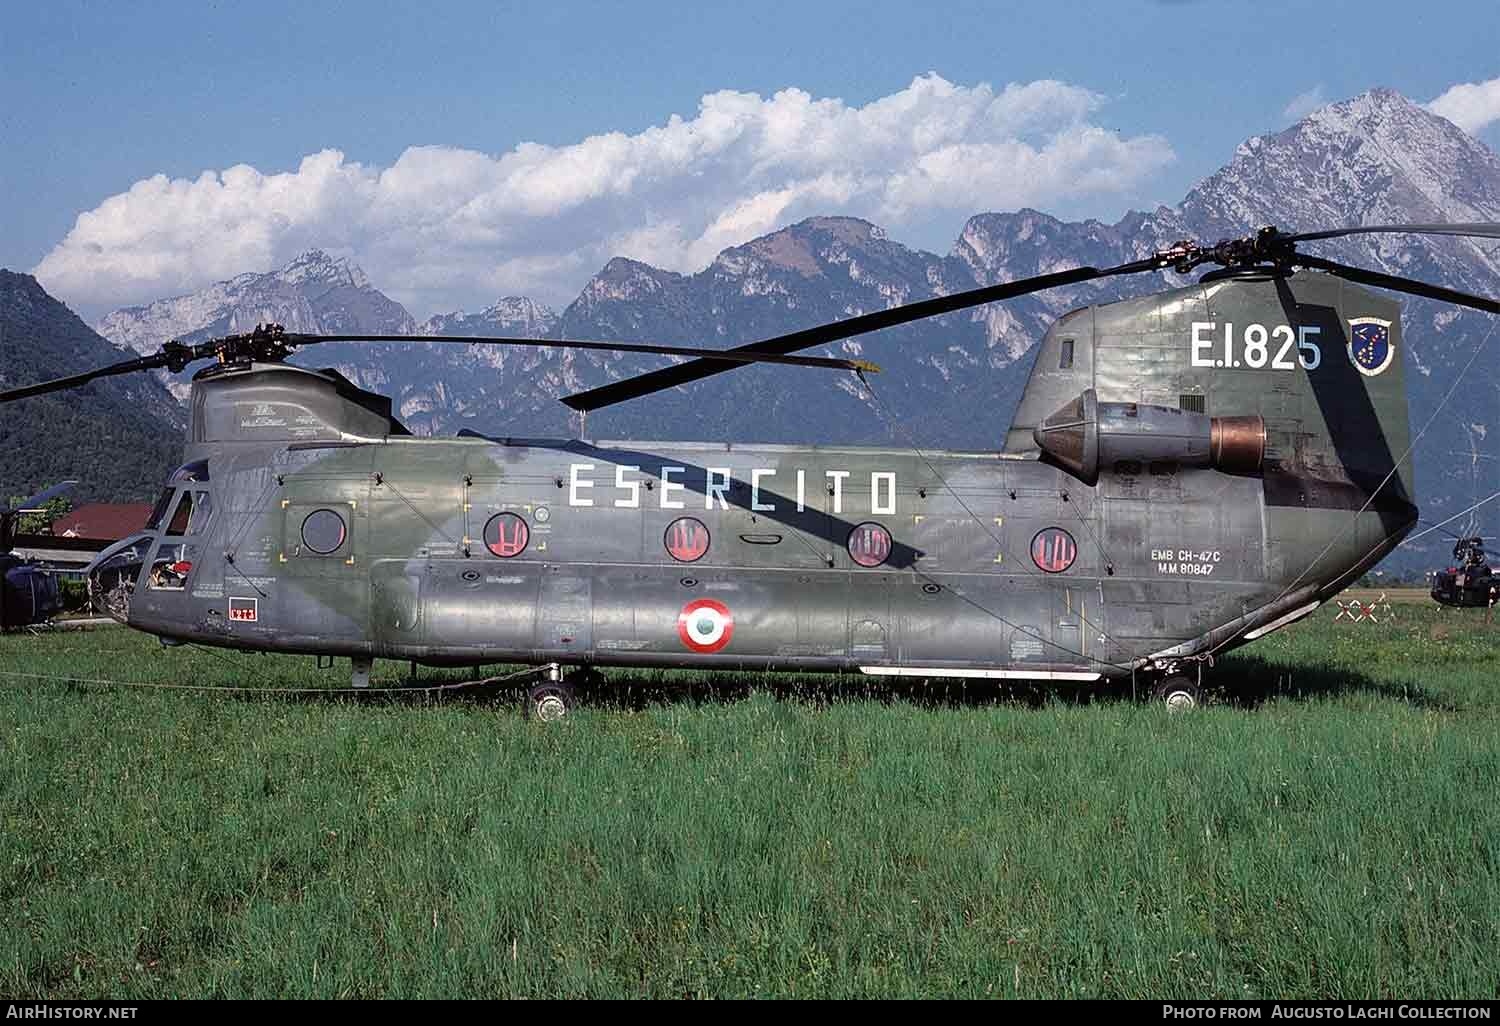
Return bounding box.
[1033,388,1264,485]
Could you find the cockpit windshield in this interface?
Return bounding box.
[145,488,174,531]
[148,462,212,532]
[165,492,194,536]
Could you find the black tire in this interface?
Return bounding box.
[526,682,575,722]
[1150,675,1200,710]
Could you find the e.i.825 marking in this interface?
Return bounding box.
[1191,322,1322,370]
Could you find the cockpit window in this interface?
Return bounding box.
[148,543,197,591]
[187,491,212,535]
[146,488,175,531]
[165,492,193,536]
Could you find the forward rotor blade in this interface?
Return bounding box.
[560,256,1164,413]
[286,333,879,373]
[0,353,169,403]
[1295,254,1500,316]
[1286,222,1500,244]
[0,328,876,407]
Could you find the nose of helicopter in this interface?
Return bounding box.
[86,533,150,624]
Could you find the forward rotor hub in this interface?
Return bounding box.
[162,323,295,372]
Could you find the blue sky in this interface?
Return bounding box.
[4,0,1498,319]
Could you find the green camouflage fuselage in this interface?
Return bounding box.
[94,270,1417,682]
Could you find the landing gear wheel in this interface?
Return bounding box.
[526,682,575,722]
[1151,675,1200,711]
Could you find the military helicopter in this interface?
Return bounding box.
[4,222,1499,716]
[1431,535,1496,609]
[0,482,75,630]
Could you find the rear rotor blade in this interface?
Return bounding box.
[560,256,1165,413]
[1286,222,1500,244]
[1295,254,1500,316]
[287,333,879,373]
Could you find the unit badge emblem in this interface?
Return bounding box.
[1347,317,1395,377]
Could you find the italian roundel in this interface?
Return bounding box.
[1347,317,1395,377]
[677,598,734,653]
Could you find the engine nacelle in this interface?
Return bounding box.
[1033,389,1264,485]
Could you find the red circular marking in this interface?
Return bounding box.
[665,517,710,562]
[1031,527,1077,573]
[847,522,892,567]
[484,512,530,558]
[677,598,734,653]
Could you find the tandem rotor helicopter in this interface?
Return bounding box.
[5,222,1499,716]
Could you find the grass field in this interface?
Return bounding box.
[2,604,1499,999]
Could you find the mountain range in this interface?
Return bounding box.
[5,87,1498,571]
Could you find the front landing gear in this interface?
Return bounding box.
[1151,674,1200,710]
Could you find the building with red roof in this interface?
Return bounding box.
[49,503,152,540]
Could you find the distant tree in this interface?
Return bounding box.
[6,495,71,534]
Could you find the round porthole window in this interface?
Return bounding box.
[1031,527,1077,573]
[847,522,893,568]
[484,512,530,558]
[301,509,347,554]
[664,517,710,563]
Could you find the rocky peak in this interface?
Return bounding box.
[418,296,558,338]
[955,209,1072,274]
[92,248,415,405]
[1183,88,1500,243]
[274,249,371,291]
[483,296,556,331]
[579,258,683,302]
[802,215,884,240]
[715,227,824,280]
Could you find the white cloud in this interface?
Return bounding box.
[35,73,1174,317]
[1427,75,1500,135]
[1282,85,1327,122]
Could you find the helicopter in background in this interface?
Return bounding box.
[0,482,75,630]
[1431,535,1496,609]
[3,222,1499,716]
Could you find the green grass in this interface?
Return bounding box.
[2,605,1499,998]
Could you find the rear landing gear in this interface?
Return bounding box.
[526,681,575,722]
[523,665,604,721]
[1151,674,1200,710]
